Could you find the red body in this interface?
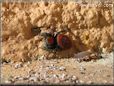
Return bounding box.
[47,37,54,45]
[56,34,72,50]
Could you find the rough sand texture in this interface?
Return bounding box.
[1,52,113,84]
[1,1,114,62]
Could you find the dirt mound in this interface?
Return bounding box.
[1,1,113,62]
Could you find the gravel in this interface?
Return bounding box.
[5,80,12,84]
[79,66,86,74]
[14,62,23,69]
[87,81,93,84]
[29,77,38,82]
[5,68,80,84]
[2,52,113,84]
[59,66,66,71]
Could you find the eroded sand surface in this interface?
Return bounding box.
[1,1,114,62]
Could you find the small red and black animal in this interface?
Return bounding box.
[41,32,56,51]
[41,30,72,51]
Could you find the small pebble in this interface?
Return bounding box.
[53,74,58,78]
[14,76,21,80]
[80,71,85,74]
[87,81,93,84]
[75,80,79,84]
[38,55,46,60]
[60,73,66,81]
[29,77,38,82]
[26,75,31,79]
[80,66,86,74]
[77,58,82,62]
[24,61,31,67]
[34,73,40,78]
[103,80,108,83]
[71,75,77,81]
[65,80,71,84]
[14,62,23,69]
[79,80,84,84]
[18,77,24,80]
[59,66,66,71]
[5,80,12,84]
[80,66,86,71]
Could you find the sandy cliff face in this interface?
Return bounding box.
[1,1,113,62]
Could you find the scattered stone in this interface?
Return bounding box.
[24,64,28,67]
[29,77,38,82]
[34,73,40,78]
[79,80,84,84]
[59,66,66,71]
[71,75,77,81]
[80,66,86,74]
[24,61,31,67]
[59,73,66,81]
[103,80,108,83]
[77,58,82,62]
[65,80,71,84]
[26,75,31,79]
[47,64,58,70]
[14,76,21,80]
[87,81,93,84]
[80,72,85,74]
[80,66,86,71]
[38,55,46,60]
[75,80,79,84]
[5,80,12,84]
[14,62,23,69]
[18,77,24,81]
[53,74,58,78]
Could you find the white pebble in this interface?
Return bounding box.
[59,66,66,71]
[34,73,40,78]
[79,80,84,84]
[14,62,23,69]
[5,80,12,84]
[29,77,38,82]
[80,66,86,71]
[53,74,58,78]
[60,73,66,80]
[87,81,93,84]
[14,76,21,80]
[18,77,24,80]
[103,80,108,83]
[39,55,45,60]
[76,80,79,83]
[72,75,77,81]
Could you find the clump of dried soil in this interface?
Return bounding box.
[1,1,113,62]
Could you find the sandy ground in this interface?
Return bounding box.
[1,52,113,85]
